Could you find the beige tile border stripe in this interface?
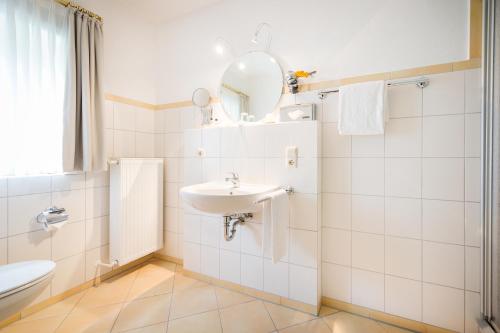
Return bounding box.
[105,94,221,111]
[154,254,320,315]
[154,253,183,265]
[470,0,483,59]
[106,58,481,111]
[179,267,320,315]
[105,93,156,110]
[321,296,455,333]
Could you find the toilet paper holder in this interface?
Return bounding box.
[36,206,69,229]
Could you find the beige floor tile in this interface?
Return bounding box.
[126,261,175,301]
[77,270,138,309]
[20,292,85,322]
[111,294,171,332]
[318,306,339,317]
[264,302,315,330]
[378,322,414,333]
[119,323,167,333]
[214,287,254,309]
[1,315,65,333]
[167,310,222,333]
[55,303,122,333]
[220,300,276,333]
[170,285,218,320]
[278,319,330,333]
[173,273,209,292]
[322,312,386,333]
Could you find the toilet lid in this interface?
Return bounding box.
[0,260,56,296]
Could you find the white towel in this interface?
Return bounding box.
[262,189,289,263]
[338,80,388,135]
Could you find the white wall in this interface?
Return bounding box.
[75,0,157,104]
[319,69,481,333]
[72,0,470,106]
[155,0,469,103]
[153,68,482,331]
[151,2,479,330]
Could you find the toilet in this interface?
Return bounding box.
[0,260,56,320]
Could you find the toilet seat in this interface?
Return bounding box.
[0,260,56,299]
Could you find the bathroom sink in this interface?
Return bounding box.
[180,182,279,215]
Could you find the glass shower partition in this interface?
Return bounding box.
[483,0,500,331]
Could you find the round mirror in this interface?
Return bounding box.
[192,88,211,107]
[219,51,283,122]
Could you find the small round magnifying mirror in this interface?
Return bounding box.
[192,88,212,125]
[192,88,211,108]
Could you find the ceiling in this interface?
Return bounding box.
[117,0,223,24]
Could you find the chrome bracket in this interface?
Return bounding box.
[415,80,430,88]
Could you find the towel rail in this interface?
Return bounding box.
[317,77,429,100]
[255,186,294,204]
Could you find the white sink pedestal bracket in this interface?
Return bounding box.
[223,213,253,241]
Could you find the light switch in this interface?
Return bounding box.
[285,146,298,168]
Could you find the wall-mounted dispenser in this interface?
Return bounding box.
[280,103,316,121]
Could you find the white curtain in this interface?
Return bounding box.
[63,9,105,172]
[0,0,105,176]
[0,0,69,176]
[220,85,249,121]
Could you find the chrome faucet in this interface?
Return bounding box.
[225,172,240,188]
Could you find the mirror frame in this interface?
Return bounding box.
[217,51,283,122]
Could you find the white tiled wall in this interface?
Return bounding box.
[195,122,319,306]
[0,101,156,304]
[320,69,481,333]
[153,106,204,259]
[159,118,321,306]
[155,69,481,330]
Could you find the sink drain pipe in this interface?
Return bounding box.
[223,213,252,241]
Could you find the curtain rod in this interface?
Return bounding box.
[55,0,103,23]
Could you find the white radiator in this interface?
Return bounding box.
[110,158,164,266]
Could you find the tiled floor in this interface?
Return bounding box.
[1,259,414,333]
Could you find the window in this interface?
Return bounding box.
[0,0,69,176]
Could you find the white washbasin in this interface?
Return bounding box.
[180,182,279,215]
